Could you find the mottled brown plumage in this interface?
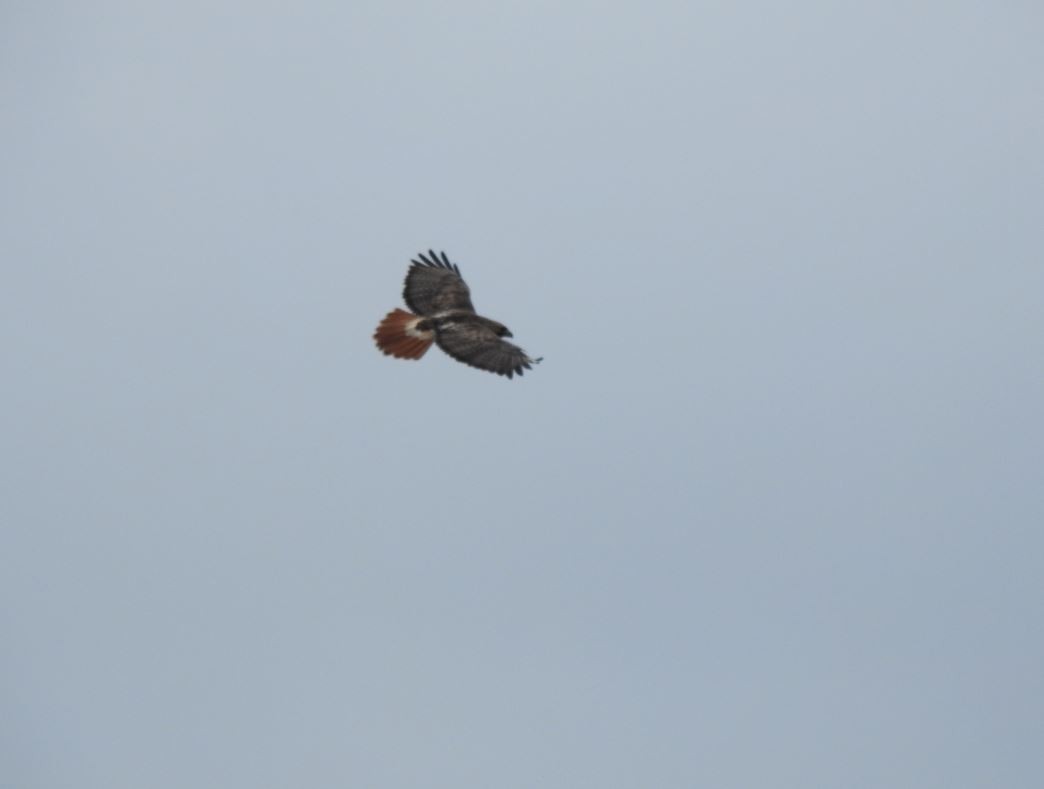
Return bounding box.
[374,250,542,379]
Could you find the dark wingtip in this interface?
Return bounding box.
[411,249,460,274]
[413,250,439,268]
[440,251,460,274]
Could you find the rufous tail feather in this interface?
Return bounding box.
[373,308,434,360]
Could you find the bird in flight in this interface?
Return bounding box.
[374,250,542,379]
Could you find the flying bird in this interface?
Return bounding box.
[374,250,542,379]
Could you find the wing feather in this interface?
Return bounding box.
[435,319,541,379]
[403,250,474,315]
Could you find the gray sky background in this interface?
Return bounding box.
[3,2,1043,787]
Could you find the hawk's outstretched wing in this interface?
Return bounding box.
[435,319,541,379]
[403,250,474,315]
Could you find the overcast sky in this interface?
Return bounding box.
[3,2,1043,787]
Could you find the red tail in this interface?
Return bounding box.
[374,309,434,360]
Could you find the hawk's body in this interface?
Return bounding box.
[374,250,542,379]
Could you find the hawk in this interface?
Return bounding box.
[374,250,542,379]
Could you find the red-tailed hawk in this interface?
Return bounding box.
[374,250,542,379]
